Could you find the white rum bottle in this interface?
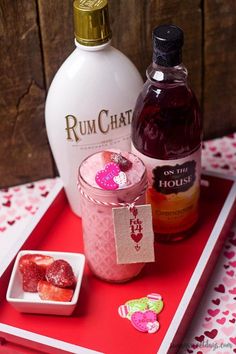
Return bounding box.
[45,0,143,216]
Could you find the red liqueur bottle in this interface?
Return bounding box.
[131,25,202,242]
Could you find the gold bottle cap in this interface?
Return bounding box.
[73,0,112,46]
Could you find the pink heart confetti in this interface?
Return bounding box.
[41,191,49,198]
[3,194,12,200]
[202,322,213,329]
[223,310,229,315]
[204,329,218,339]
[230,337,236,345]
[221,326,235,336]
[195,335,205,342]
[25,205,33,211]
[222,276,236,287]
[207,309,220,317]
[224,251,235,259]
[221,295,230,302]
[226,303,236,311]
[216,317,226,325]
[205,317,212,321]
[212,298,220,305]
[229,287,236,295]
[214,284,225,293]
[39,185,46,190]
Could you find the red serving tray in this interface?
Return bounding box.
[0,172,236,354]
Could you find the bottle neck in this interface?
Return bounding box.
[75,38,111,52]
[153,48,182,67]
[146,62,188,88]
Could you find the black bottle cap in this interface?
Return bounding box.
[152,24,184,67]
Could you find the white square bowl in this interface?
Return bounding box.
[6,250,85,316]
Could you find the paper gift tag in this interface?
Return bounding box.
[112,204,155,264]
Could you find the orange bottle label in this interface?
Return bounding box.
[132,145,201,235]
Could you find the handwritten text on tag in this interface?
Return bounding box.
[112,204,155,264]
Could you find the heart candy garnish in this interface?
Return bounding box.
[113,171,127,187]
[125,297,148,319]
[147,293,162,301]
[131,310,157,333]
[95,163,127,190]
[118,304,130,318]
[148,299,164,314]
[95,163,120,190]
[118,294,163,333]
[146,320,160,334]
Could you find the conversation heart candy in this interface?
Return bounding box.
[147,293,164,314]
[95,162,120,190]
[118,293,163,334]
[118,304,130,318]
[147,293,162,301]
[147,320,160,334]
[148,299,164,314]
[125,297,149,319]
[113,171,127,187]
[130,310,157,333]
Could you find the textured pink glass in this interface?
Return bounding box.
[78,151,147,282]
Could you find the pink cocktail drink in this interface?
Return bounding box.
[78,151,147,282]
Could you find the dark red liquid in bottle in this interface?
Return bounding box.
[131,25,202,242]
[132,79,201,160]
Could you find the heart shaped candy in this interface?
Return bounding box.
[113,171,127,187]
[147,320,160,333]
[95,163,120,190]
[148,299,164,314]
[118,305,130,318]
[147,293,162,301]
[131,310,157,332]
[125,297,148,318]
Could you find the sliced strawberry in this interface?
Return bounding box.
[102,151,113,164]
[111,153,132,171]
[22,262,45,292]
[46,259,76,288]
[37,280,74,302]
[19,254,54,273]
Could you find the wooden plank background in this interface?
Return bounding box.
[0,0,235,187]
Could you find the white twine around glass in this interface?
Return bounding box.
[78,182,148,209]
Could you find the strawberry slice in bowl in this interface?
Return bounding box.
[21,262,45,292]
[37,280,74,302]
[6,250,85,316]
[19,254,54,273]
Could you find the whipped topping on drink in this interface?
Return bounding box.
[80,151,146,190]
